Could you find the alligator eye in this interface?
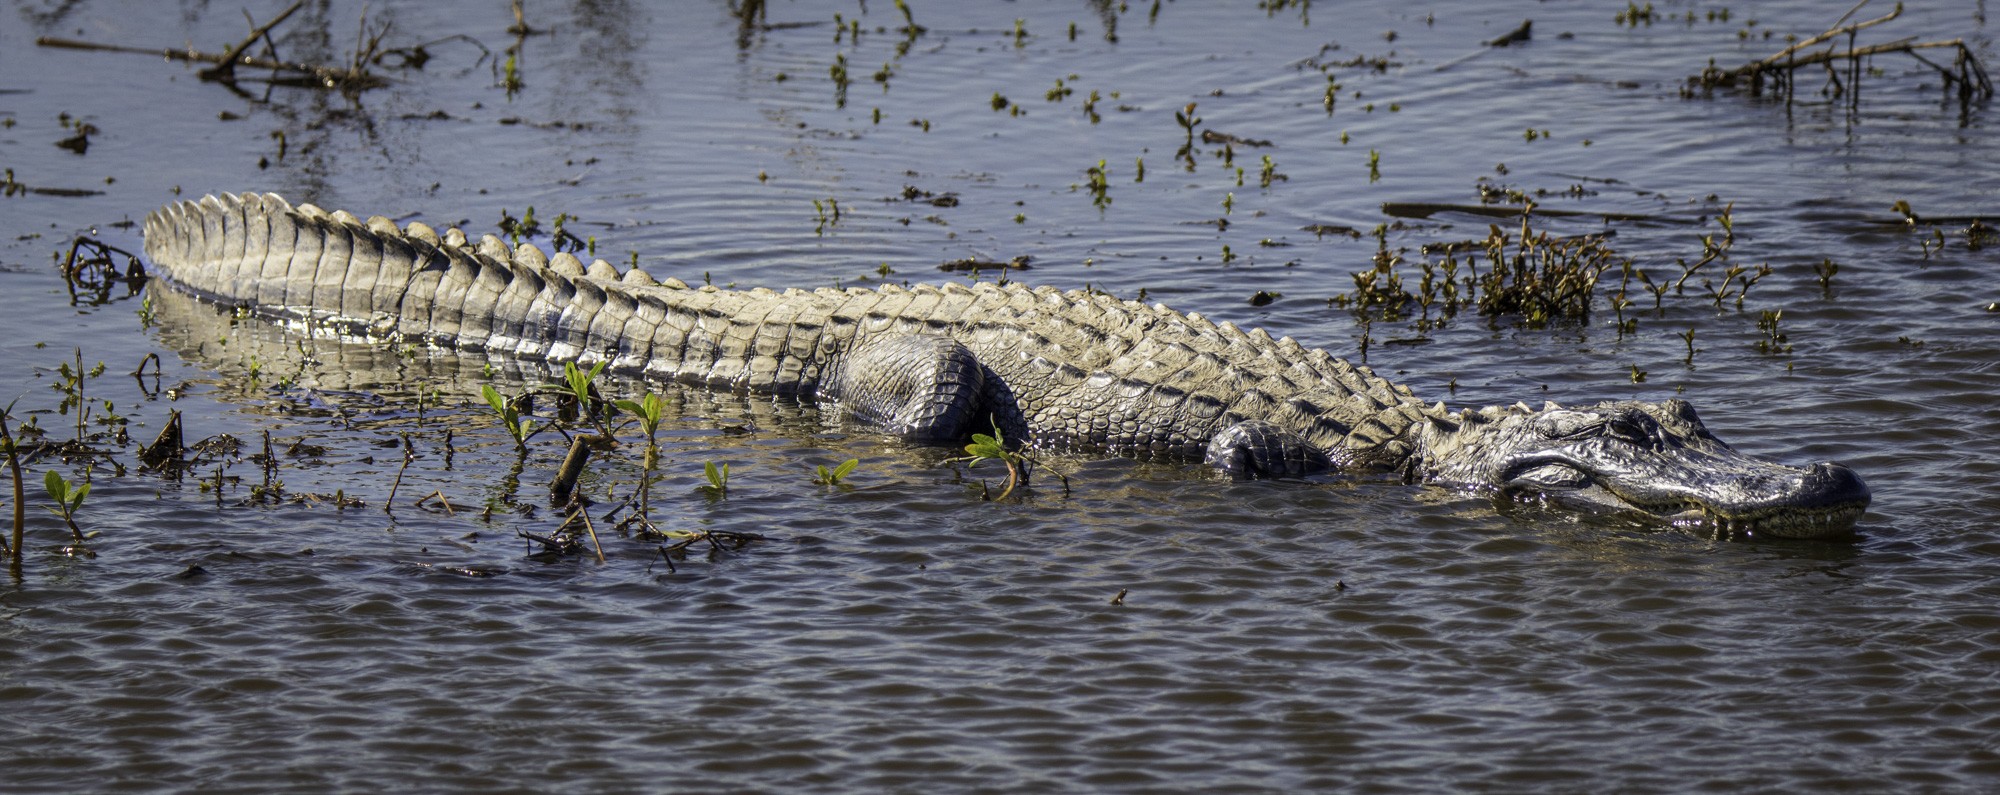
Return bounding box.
[1535,410,1604,440]
[1511,463,1589,488]
[1605,415,1651,446]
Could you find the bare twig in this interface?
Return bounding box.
[416,490,456,515]
[1752,2,1902,70]
[200,0,306,82]
[567,507,606,563]
[385,434,414,513]
[35,0,390,93]
[1689,2,1992,103]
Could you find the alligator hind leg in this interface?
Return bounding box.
[820,334,984,441]
[1204,420,1336,477]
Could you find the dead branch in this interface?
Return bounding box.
[35,0,389,93]
[1688,1,1992,104]
[200,0,305,82]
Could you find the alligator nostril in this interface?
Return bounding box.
[1805,462,1871,505]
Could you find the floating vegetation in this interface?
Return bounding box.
[2,168,106,198]
[814,197,843,234]
[938,256,1031,276]
[1615,2,1657,27]
[54,113,96,155]
[830,53,851,107]
[1084,159,1111,209]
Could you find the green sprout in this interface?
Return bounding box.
[813,458,860,486]
[481,384,535,451]
[700,461,730,498]
[43,469,90,542]
[957,422,1025,500]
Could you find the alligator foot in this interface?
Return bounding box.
[1203,420,1335,477]
[819,333,985,440]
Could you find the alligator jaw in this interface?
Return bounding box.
[1499,455,1871,539]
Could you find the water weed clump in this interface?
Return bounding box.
[1334,216,1625,330]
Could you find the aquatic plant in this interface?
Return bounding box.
[51,348,106,442]
[1,404,23,565]
[813,458,860,487]
[610,391,670,521]
[42,470,90,542]
[956,423,1024,501]
[1084,160,1111,209]
[481,384,535,451]
[700,461,730,498]
[614,391,667,447]
[1175,102,1201,147]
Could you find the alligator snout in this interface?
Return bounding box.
[1698,460,1871,538]
[1803,461,1870,506]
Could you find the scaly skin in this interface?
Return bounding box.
[141,193,1871,537]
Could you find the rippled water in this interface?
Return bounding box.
[3,1,1999,791]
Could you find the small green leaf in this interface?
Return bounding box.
[832,458,859,480]
[44,469,65,502]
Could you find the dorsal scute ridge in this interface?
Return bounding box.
[403,221,441,246]
[542,250,574,274]
[477,235,511,262]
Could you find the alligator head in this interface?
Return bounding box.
[1412,399,1870,538]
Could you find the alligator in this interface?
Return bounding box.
[141,192,1870,538]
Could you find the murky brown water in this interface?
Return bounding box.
[3,1,1999,791]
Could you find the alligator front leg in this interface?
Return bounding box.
[1203,420,1335,477]
[819,334,985,441]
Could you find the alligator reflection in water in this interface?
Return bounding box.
[143,192,1870,538]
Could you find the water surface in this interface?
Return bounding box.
[2,1,1998,791]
